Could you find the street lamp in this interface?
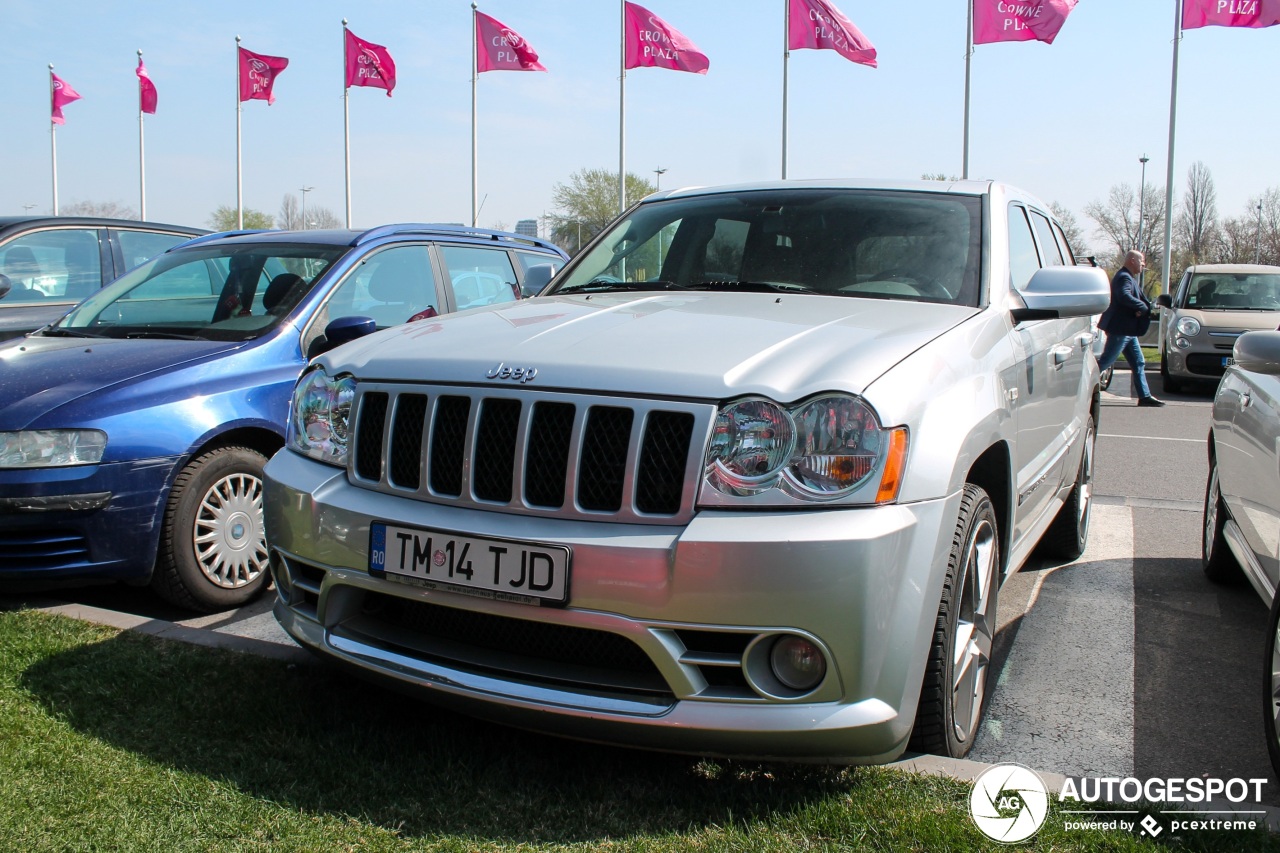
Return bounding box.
[1136,155,1149,254]
[22,204,36,213]
[299,185,313,230]
[1257,202,1264,264]
[654,167,667,191]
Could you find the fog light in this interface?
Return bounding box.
[1175,336,1191,350]
[769,635,826,691]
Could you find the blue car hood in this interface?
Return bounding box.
[0,336,241,428]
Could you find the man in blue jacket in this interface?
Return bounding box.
[1098,249,1164,407]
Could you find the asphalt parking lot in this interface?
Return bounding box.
[5,367,1276,808]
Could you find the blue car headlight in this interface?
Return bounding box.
[287,368,355,467]
[0,429,107,468]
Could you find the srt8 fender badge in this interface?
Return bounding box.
[485,362,538,383]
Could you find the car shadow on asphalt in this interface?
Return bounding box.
[15,629,892,844]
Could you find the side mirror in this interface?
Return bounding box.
[521,263,557,296]
[309,315,377,358]
[1011,265,1110,322]
[1232,330,1280,375]
[1156,294,1173,308]
[0,274,10,301]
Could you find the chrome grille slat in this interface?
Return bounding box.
[349,384,714,525]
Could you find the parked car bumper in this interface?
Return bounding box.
[0,456,176,584]
[263,449,959,763]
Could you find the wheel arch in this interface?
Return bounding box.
[964,441,1013,581]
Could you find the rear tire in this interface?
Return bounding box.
[1202,454,1242,584]
[151,446,271,612]
[910,484,1000,758]
[1041,416,1095,561]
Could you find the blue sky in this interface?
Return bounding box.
[3,1,1277,255]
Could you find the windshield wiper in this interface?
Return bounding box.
[36,327,105,338]
[120,330,206,341]
[558,278,690,294]
[687,280,816,294]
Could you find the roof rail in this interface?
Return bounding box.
[353,223,562,253]
[173,229,273,249]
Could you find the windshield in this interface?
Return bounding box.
[47,243,347,341]
[551,188,983,306]
[1181,272,1280,311]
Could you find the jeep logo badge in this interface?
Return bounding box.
[485,362,538,383]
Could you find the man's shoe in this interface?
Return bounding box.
[1138,395,1166,407]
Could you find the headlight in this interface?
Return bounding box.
[0,429,106,468]
[704,394,908,503]
[287,368,355,467]
[1177,316,1201,337]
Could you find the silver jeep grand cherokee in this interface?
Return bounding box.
[262,180,1109,763]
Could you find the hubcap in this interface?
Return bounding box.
[1076,429,1094,544]
[1204,467,1220,563]
[1271,619,1280,756]
[193,472,267,589]
[952,517,997,744]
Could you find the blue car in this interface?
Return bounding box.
[0,224,567,611]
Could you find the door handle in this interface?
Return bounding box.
[1240,391,1252,411]
[1051,345,1073,366]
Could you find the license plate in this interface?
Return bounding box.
[369,522,569,605]
[1223,356,1235,367]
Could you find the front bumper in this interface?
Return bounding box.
[263,449,960,763]
[0,456,177,584]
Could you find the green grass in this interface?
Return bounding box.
[0,608,1274,851]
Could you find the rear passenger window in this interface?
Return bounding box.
[116,230,192,272]
[1008,206,1041,291]
[439,246,519,310]
[1030,212,1064,266]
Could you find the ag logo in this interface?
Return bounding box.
[969,763,1050,843]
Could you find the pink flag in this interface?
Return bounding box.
[1182,0,1280,29]
[238,46,288,105]
[50,72,81,125]
[475,11,547,72]
[624,2,709,74]
[136,58,157,114]
[788,0,877,67]
[973,0,1078,45]
[345,29,397,95]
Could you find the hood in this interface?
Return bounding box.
[321,293,978,401]
[1176,307,1280,333]
[0,336,241,427]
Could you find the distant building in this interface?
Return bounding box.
[515,219,539,238]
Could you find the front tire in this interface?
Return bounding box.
[151,446,271,612]
[910,484,1001,758]
[1263,592,1280,781]
[1041,416,1095,561]
[1161,354,1184,394]
[1202,454,1242,584]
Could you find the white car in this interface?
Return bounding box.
[263,179,1109,762]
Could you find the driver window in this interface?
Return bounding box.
[324,245,438,329]
[1008,205,1042,291]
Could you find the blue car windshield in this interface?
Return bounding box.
[47,243,348,342]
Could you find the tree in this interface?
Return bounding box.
[62,200,138,220]
[921,173,960,181]
[1174,161,1218,266]
[1084,182,1167,273]
[277,193,342,230]
[208,205,274,231]
[547,168,655,254]
[1049,201,1087,259]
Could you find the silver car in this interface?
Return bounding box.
[1204,330,1280,776]
[263,180,1109,762]
[1157,263,1280,392]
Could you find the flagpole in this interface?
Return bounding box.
[962,3,973,180]
[235,36,244,229]
[619,0,627,214]
[1160,0,1183,296]
[49,64,59,216]
[472,3,479,227]
[781,0,789,180]
[343,20,353,228]
[138,49,147,220]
